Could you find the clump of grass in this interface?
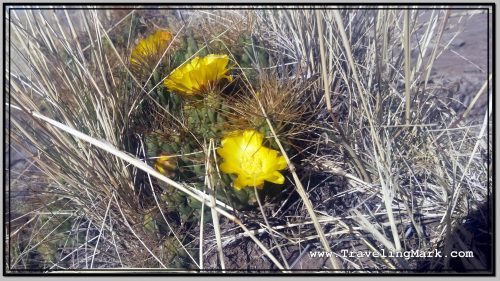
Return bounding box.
[7,6,491,273]
[255,8,490,270]
[8,8,184,269]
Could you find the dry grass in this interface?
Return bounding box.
[6,6,491,273]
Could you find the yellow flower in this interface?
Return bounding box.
[130,30,172,71]
[164,54,232,96]
[154,154,176,177]
[217,130,287,190]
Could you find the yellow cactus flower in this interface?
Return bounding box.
[130,30,172,72]
[154,154,176,177]
[217,130,287,190]
[164,54,232,96]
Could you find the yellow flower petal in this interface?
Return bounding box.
[154,155,176,176]
[219,161,238,174]
[154,163,165,174]
[130,30,172,72]
[240,130,264,150]
[266,171,285,185]
[217,140,239,160]
[233,176,247,190]
[164,54,232,96]
[276,156,288,170]
[263,149,287,170]
[217,129,287,190]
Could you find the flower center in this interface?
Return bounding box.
[240,154,263,176]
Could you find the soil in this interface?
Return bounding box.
[428,11,491,119]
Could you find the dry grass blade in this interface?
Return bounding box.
[254,187,291,270]
[462,75,491,120]
[263,109,341,270]
[206,139,226,272]
[404,10,411,125]
[316,10,331,114]
[332,10,401,251]
[111,193,167,268]
[89,193,114,268]
[424,10,450,88]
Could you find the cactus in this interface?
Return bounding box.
[133,27,295,264]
